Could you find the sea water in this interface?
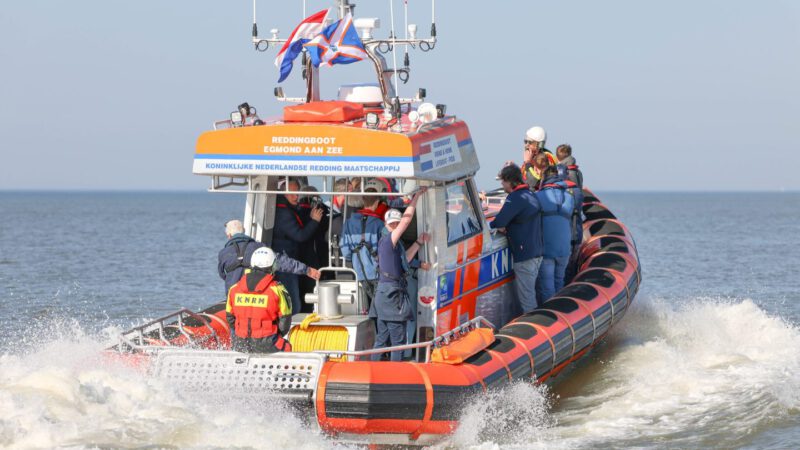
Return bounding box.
[1,192,798,449]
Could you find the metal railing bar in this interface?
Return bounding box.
[312,316,494,362]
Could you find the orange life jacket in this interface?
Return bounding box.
[226,273,292,347]
[521,163,539,182]
[521,150,558,189]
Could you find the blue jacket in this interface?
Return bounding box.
[339,210,385,280]
[535,177,576,258]
[567,182,584,247]
[490,185,543,262]
[217,234,308,294]
[272,196,319,260]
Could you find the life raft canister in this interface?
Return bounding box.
[430,328,495,364]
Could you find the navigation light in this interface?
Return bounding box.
[408,24,418,40]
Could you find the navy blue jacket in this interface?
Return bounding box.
[297,200,330,268]
[218,234,308,295]
[490,185,543,262]
[535,177,576,258]
[272,196,319,260]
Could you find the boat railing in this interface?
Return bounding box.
[117,308,220,353]
[313,315,495,363]
[212,118,234,130]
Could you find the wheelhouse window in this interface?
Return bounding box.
[445,180,482,246]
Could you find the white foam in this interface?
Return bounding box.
[0,324,342,450]
[444,382,556,449]
[2,296,798,448]
[548,295,800,448]
[433,295,800,449]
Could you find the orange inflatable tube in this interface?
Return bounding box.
[314,188,641,440]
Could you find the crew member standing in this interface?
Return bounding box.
[273,179,323,314]
[556,144,583,188]
[218,219,319,295]
[520,126,557,190]
[490,165,544,313]
[226,247,293,353]
[535,165,577,303]
[370,188,427,362]
[555,144,585,281]
[340,188,385,312]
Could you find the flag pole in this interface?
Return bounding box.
[403,0,410,73]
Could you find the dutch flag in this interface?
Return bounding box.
[274,9,330,83]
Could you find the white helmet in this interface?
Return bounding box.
[400,179,417,195]
[250,247,277,271]
[525,126,546,143]
[364,178,388,193]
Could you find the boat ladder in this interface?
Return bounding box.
[152,350,327,403]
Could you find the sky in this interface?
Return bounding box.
[1,1,799,192]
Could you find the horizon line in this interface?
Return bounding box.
[1,188,798,194]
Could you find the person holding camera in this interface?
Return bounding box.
[274,179,324,314]
[297,186,330,269]
[297,185,330,312]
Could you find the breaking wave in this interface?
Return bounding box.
[1,295,798,449]
[0,323,342,450]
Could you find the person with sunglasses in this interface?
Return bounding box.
[521,126,557,190]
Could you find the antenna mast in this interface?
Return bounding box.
[248,0,437,108]
[339,0,355,19]
[252,0,258,48]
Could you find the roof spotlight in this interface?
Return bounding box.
[436,104,447,119]
[230,111,244,127]
[365,112,380,129]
